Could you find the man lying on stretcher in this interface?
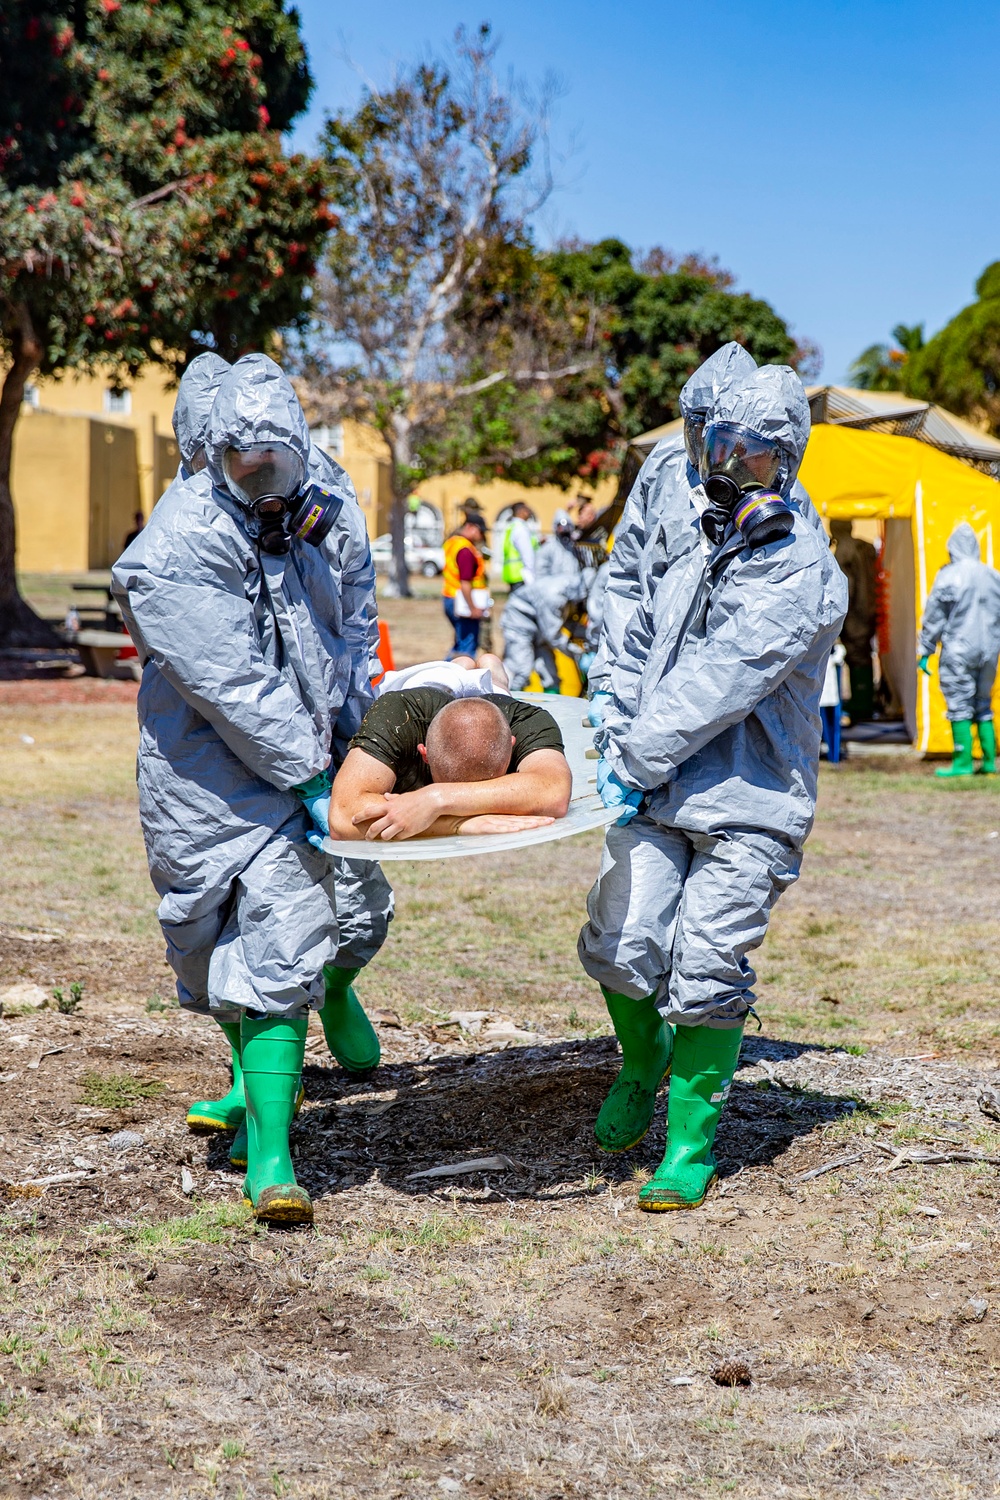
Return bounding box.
[328,689,572,842]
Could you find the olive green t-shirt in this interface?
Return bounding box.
[350,688,564,792]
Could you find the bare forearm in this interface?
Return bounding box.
[429,772,570,820]
[329,791,390,840]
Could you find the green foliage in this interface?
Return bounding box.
[0,0,327,375]
[848,323,924,391]
[906,263,1000,429]
[53,980,83,1014]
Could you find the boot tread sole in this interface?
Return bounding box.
[252,1184,313,1224]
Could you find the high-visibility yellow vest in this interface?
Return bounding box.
[502,521,538,584]
[442,534,486,598]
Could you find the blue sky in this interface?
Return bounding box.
[288,1,1000,382]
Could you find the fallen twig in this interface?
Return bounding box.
[797,1152,866,1181]
[405,1154,519,1181]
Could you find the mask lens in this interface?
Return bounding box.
[683,412,706,468]
[700,422,783,494]
[222,444,304,507]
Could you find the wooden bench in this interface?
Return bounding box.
[75,630,140,681]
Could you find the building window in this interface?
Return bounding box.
[104,387,132,417]
[310,423,344,458]
[22,384,40,409]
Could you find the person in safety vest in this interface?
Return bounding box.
[112,355,380,1226]
[442,512,489,658]
[578,365,847,1212]
[918,521,1000,777]
[502,502,537,591]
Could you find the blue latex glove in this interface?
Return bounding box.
[596,758,643,825]
[291,768,332,850]
[587,690,612,729]
[918,654,932,676]
[578,650,595,680]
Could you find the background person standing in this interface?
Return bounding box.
[501,501,537,592]
[918,522,1000,777]
[830,518,878,723]
[442,511,489,658]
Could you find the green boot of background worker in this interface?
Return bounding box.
[321,965,381,1073]
[594,988,673,1153]
[936,719,975,778]
[976,719,997,774]
[638,1021,744,1211]
[241,1013,312,1225]
[186,1019,245,1132]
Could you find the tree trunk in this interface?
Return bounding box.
[382,414,413,600]
[0,301,59,647]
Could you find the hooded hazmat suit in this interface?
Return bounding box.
[502,568,591,691]
[918,522,1000,723]
[534,522,583,584]
[587,343,825,698]
[578,366,848,1028]
[112,354,382,1020]
[172,352,231,480]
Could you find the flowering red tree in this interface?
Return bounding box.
[0,0,331,644]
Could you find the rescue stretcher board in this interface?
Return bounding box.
[320,693,618,863]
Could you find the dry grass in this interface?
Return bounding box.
[1,597,1000,1497]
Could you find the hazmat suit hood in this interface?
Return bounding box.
[678,341,757,419]
[948,522,980,563]
[172,353,231,471]
[205,353,311,499]
[711,364,811,495]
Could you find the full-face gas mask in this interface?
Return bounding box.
[698,421,794,549]
[222,443,343,555]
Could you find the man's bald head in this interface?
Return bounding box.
[423,698,514,783]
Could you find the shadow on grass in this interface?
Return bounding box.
[236,1033,865,1207]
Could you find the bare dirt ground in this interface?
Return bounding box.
[2,598,1000,1498]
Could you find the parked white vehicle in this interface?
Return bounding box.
[370,534,445,578]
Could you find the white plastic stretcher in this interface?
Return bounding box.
[320,693,618,863]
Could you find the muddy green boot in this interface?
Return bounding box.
[936,720,975,778]
[186,1020,245,1132]
[320,965,380,1074]
[229,1076,306,1170]
[241,1013,312,1225]
[594,989,672,1153]
[639,1022,744,1211]
[976,719,996,775]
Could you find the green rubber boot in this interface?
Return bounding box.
[229,1078,306,1170]
[976,719,996,775]
[186,1020,245,1132]
[241,1013,313,1225]
[936,720,975,778]
[320,965,381,1074]
[594,988,673,1153]
[638,1022,744,1211]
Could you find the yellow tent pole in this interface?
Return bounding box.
[913,478,932,753]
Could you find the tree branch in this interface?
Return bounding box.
[453,361,600,398]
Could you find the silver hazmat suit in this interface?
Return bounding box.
[172,352,231,479]
[113,354,385,1019]
[578,366,848,1028]
[918,521,1000,721]
[502,570,591,691]
[588,343,825,695]
[534,531,583,583]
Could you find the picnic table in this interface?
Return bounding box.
[74,629,140,681]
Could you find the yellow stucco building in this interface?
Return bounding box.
[11,365,612,572]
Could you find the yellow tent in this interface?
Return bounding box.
[799,425,1000,754]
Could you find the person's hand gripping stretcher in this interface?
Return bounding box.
[325,688,572,843]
